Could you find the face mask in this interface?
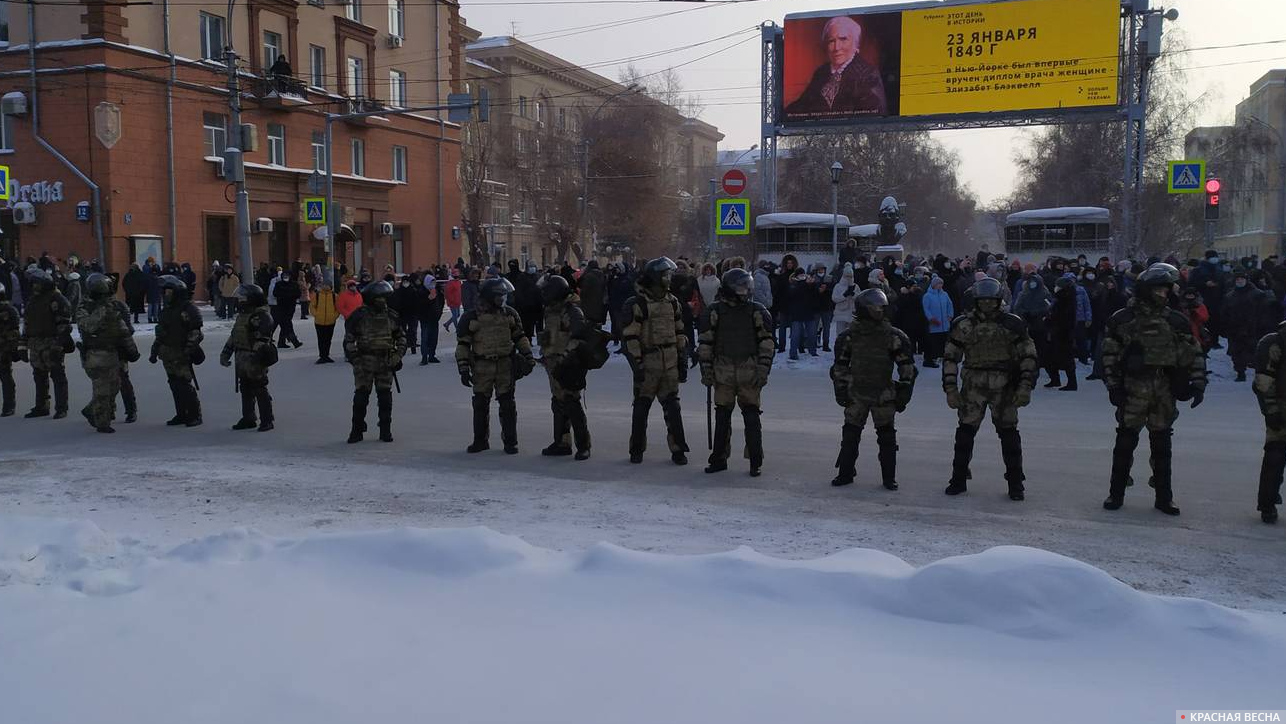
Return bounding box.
[1086,273,1096,281]
[1028,281,1038,290]
[1236,280,1247,288]
[1209,257,1219,264]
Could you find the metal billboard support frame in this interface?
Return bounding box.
[759,1,1174,257]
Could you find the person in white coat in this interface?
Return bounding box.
[831,263,859,336]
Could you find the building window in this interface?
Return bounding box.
[389,70,406,107]
[558,108,566,131]
[519,96,527,119]
[312,131,326,171]
[267,123,286,166]
[392,145,407,182]
[345,0,362,24]
[347,56,364,97]
[309,45,326,89]
[199,13,225,60]
[392,226,404,271]
[514,131,525,154]
[203,111,228,158]
[388,0,404,38]
[351,138,365,176]
[535,100,544,126]
[262,31,281,70]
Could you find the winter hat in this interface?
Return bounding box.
[1205,250,1219,259]
[842,262,854,276]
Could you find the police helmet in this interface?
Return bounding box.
[640,257,678,291]
[854,288,889,320]
[537,273,570,304]
[158,274,187,292]
[719,268,753,302]
[480,277,515,308]
[1137,262,1180,287]
[363,280,395,303]
[27,268,54,289]
[85,273,113,298]
[235,283,267,307]
[971,277,1004,300]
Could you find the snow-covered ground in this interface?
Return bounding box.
[2,515,1284,724]
[1,310,1284,720]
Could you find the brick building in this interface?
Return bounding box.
[0,0,466,285]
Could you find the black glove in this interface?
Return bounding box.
[678,363,689,384]
[60,335,76,354]
[834,386,850,407]
[894,382,913,413]
[149,352,158,364]
[189,346,206,366]
[460,370,472,387]
[1108,387,1127,407]
[393,359,404,372]
[844,287,856,297]
[1190,388,1204,409]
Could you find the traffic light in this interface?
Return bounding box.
[1205,177,1221,221]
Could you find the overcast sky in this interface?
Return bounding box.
[463,0,1285,208]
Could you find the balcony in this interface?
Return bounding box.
[342,97,386,125]
[253,75,309,108]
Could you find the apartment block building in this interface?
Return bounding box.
[0,0,466,281]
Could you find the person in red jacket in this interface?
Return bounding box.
[1182,288,1212,353]
[336,278,364,320]
[443,273,464,332]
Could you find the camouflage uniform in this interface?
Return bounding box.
[539,292,592,457]
[22,285,74,418]
[343,295,406,443]
[942,289,1038,499]
[0,295,24,417]
[698,295,774,474]
[76,295,138,431]
[830,315,916,488]
[1102,283,1207,514]
[1253,321,1286,522]
[111,296,138,422]
[220,304,276,430]
[151,285,205,426]
[457,303,533,453]
[623,286,690,462]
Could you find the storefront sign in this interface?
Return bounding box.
[6,179,65,205]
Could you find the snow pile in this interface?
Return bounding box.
[1,515,1283,724]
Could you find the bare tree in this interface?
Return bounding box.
[619,64,704,119]
[459,120,498,266]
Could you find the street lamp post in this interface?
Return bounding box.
[225,0,254,281]
[830,161,843,262]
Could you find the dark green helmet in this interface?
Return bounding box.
[971,277,1004,300]
[640,257,678,292]
[854,288,889,320]
[363,280,395,303]
[86,273,113,298]
[537,273,570,304]
[719,268,753,301]
[158,274,187,292]
[480,277,515,308]
[1137,263,1180,287]
[235,283,266,307]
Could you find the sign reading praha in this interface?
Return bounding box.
[781,0,1121,126]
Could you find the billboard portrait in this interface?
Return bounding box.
[780,0,1121,127]
[782,12,903,124]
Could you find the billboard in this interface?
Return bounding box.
[781,0,1121,126]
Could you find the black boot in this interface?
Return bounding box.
[232,387,257,429]
[999,427,1025,500]
[567,397,592,460]
[1104,426,1139,509]
[1043,369,1061,388]
[1,371,14,416]
[165,380,186,425]
[743,405,763,476]
[348,389,370,443]
[629,397,652,463]
[1150,429,1180,515]
[875,425,899,491]
[1059,367,1078,391]
[705,405,733,473]
[832,423,861,486]
[945,424,977,495]
[660,394,689,465]
[120,369,137,423]
[467,394,490,453]
[183,383,203,427]
[256,387,274,432]
[1258,441,1286,523]
[542,398,572,456]
[499,392,518,454]
[27,370,50,417]
[377,388,394,442]
[51,368,68,418]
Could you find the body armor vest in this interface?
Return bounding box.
[359,311,395,352]
[472,311,513,357]
[23,292,58,337]
[964,315,1015,369]
[156,304,194,347]
[230,308,268,351]
[849,321,895,394]
[541,303,569,356]
[79,301,124,349]
[712,302,756,361]
[640,297,677,348]
[1130,305,1180,368]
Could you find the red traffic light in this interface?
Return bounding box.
[1205,178,1222,194]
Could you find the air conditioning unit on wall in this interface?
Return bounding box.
[379,222,394,236]
[12,202,36,225]
[387,35,403,49]
[254,218,274,233]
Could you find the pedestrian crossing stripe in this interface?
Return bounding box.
[716,198,750,236]
[1167,160,1205,194]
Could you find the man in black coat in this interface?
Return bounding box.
[271,271,303,348]
[506,259,542,341]
[577,260,607,328]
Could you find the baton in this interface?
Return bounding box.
[190,364,200,391]
[706,384,713,451]
[393,370,401,394]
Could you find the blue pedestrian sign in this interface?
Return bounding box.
[716,198,750,236]
[303,197,326,225]
[1167,160,1205,194]
[0,165,9,201]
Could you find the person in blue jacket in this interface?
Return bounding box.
[921,275,954,368]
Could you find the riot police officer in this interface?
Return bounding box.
[343,280,406,443]
[1253,319,1286,523]
[942,278,1038,500]
[107,274,138,423]
[698,268,774,476]
[623,257,690,465]
[22,268,74,419]
[457,277,534,454]
[0,281,24,417]
[76,273,138,433]
[1102,263,1206,516]
[830,289,917,489]
[150,274,205,427]
[220,284,277,432]
[537,273,592,460]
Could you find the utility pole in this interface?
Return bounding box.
[225,0,253,281]
[708,178,717,260]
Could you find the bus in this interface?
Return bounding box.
[1003,207,1112,263]
[755,212,851,271]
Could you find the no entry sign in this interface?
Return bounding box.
[721,169,747,197]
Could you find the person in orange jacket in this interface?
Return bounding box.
[313,281,340,363]
[337,278,364,320]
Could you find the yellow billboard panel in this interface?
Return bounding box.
[898,0,1119,116]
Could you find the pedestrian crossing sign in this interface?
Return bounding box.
[1167,160,1205,194]
[303,197,326,225]
[0,165,9,201]
[716,198,750,236]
